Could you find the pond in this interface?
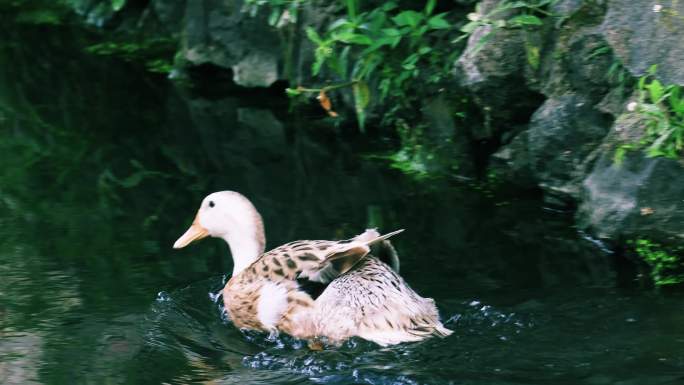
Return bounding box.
[1,21,683,385]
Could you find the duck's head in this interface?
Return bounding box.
[173,191,265,275]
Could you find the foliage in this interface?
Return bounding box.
[244,0,558,136]
[282,0,457,131]
[386,121,432,179]
[1,0,128,25]
[635,66,684,158]
[617,65,684,162]
[629,238,684,286]
[85,38,176,73]
[244,0,304,27]
[456,0,554,54]
[2,1,176,74]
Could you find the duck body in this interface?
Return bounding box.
[174,191,452,346]
[311,256,452,345]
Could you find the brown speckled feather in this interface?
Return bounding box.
[310,256,453,346]
[222,229,403,338]
[176,191,450,346]
[245,229,403,283]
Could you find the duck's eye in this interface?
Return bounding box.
[209,201,215,208]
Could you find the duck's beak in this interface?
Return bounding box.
[173,213,209,249]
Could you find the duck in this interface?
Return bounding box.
[173,191,452,347]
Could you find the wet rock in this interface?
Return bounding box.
[171,0,283,87]
[601,0,684,85]
[527,94,611,198]
[577,111,684,244]
[549,0,584,16]
[490,129,536,186]
[455,14,543,139]
[577,150,684,243]
[420,94,475,176]
[539,0,612,101]
[151,0,186,33]
[493,94,611,200]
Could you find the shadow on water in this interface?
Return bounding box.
[1,15,684,385]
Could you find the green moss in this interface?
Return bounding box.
[629,238,684,286]
[525,42,540,70]
[85,38,177,74]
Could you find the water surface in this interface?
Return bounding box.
[1,20,684,385]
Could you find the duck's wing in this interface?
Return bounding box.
[313,257,453,346]
[250,229,404,284]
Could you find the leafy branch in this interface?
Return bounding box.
[617,65,684,161]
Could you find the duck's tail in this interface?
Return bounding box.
[353,229,402,272]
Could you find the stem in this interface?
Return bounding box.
[295,80,359,93]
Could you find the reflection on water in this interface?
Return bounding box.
[1,17,684,385]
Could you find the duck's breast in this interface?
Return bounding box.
[223,278,266,330]
[223,275,314,335]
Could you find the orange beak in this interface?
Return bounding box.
[173,212,209,249]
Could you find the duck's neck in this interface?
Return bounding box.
[224,232,262,275]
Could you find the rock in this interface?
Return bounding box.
[539,0,612,101]
[577,150,684,243]
[601,0,684,85]
[420,94,475,176]
[151,0,186,33]
[455,21,544,139]
[527,94,612,198]
[175,0,283,88]
[549,0,585,16]
[577,113,684,245]
[490,129,536,186]
[494,94,611,199]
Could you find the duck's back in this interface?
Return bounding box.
[222,229,404,337]
[311,256,452,346]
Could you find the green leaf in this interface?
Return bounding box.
[470,30,493,55]
[425,0,436,15]
[504,1,530,8]
[647,79,664,102]
[381,28,402,37]
[526,44,540,69]
[382,2,398,11]
[378,78,391,101]
[508,14,543,27]
[328,18,351,31]
[357,55,381,79]
[460,21,480,34]
[638,73,647,91]
[668,86,684,114]
[285,88,301,97]
[353,81,370,132]
[338,45,350,78]
[367,11,387,34]
[111,0,126,12]
[361,36,396,55]
[613,146,627,165]
[392,10,423,27]
[312,45,331,75]
[345,0,358,20]
[427,13,450,29]
[305,27,323,44]
[268,8,282,26]
[334,32,373,45]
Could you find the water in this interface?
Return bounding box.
[2,20,684,385]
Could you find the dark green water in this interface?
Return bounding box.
[2,22,684,385]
